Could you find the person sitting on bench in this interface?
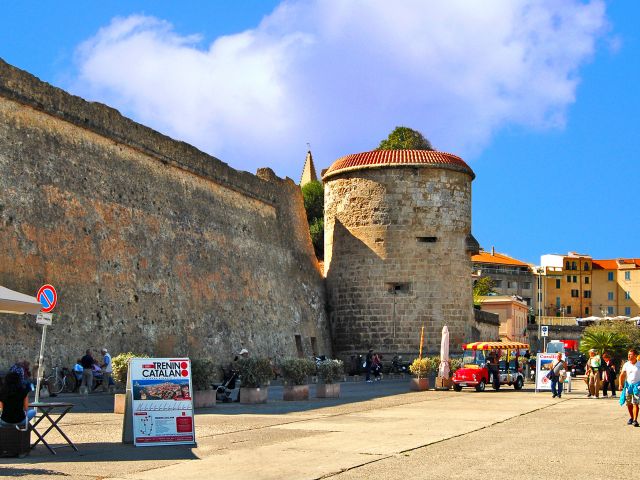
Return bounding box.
[0,373,35,427]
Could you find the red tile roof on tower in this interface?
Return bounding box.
[472,250,529,267]
[322,149,475,180]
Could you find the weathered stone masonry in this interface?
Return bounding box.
[0,59,330,370]
[324,151,477,358]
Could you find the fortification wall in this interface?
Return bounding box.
[0,59,330,372]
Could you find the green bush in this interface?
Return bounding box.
[112,352,148,385]
[191,359,216,390]
[409,356,438,377]
[317,359,344,384]
[448,358,462,377]
[237,357,273,388]
[279,358,316,385]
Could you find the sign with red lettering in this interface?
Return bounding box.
[129,358,195,447]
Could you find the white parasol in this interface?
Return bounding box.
[438,325,450,378]
[0,285,42,314]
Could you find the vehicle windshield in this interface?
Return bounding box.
[546,342,565,354]
[463,350,486,366]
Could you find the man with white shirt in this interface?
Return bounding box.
[619,348,640,427]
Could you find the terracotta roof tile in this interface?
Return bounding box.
[593,259,640,270]
[472,250,529,267]
[322,150,474,180]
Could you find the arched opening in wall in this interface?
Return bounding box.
[295,335,304,358]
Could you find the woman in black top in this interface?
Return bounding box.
[0,372,35,426]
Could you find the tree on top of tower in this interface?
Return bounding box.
[377,126,434,151]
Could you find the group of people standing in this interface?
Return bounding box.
[74,348,112,392]
[584,349,618,398]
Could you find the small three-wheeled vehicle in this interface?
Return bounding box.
[452,341,529,392]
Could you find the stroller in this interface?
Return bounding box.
[213,365,239,403]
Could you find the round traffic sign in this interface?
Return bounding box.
[37,284,57,313]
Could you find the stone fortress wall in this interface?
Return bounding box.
[0,59,331,371]
[324,162,476,358]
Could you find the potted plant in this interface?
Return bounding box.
[279,358,316,401]
[237,357,273,404]
[112,352,147,414]
[191,359,217,408]
[316,359,344,398]
[409,356,438,391]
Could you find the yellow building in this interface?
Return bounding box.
[537,252,593,318]
[592,259,640,317]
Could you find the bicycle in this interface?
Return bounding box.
[43,366,76,394]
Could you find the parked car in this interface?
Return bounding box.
[566,352,587,375]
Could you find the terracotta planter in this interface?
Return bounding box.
[240,387,269,404]
[316,383,340,398]
[283,384,309,401]
[410,377,429,391]
[193,389,216,408]
[114,393,126,414]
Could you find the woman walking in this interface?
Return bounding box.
[602,352,617,398]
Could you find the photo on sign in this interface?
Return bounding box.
[133,379,191,401]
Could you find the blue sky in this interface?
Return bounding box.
[1,1,637,264]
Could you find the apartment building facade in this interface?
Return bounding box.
[536,252,593,318]
[592,259,640,317]
[472,248,534,307]
[477,295,529,342]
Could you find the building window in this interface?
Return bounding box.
[566,261,571,270]
[608,292,614,301]
[608,272,614,281]
[556,279,561,289]
[625,307,632,316]
[522,282,531,289]
[625,291,631,300]
[571,289,579,298]
[607,306,614,315]
[584,262,590,271]
[625,271,631,281]
[566,306,572,314]
[494,279,503,288]
[556,297,561,308]
[295,335,304,358]
[566,275,571,283]
[573,275,577,283]
[585,277,590,284]
[584,290,591,298]
[572,261,577,270]
[386,282,411,294]
[585,307,590,315]
[507,281,517,289]
[416,236,437,243]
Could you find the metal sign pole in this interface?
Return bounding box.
[34,324,47,403]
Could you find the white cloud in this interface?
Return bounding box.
[71,0,607,179]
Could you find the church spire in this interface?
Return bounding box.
[300,146,318,186]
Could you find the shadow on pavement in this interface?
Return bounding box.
[0,466,68,476]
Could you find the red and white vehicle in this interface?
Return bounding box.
[452,341,529,392]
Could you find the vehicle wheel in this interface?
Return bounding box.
[453,384,462,392]
[63,372,77,393]
[475,380,486,392]
[48,376,64,395]
[514,377,524,390]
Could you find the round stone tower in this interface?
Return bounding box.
[323,149,477,360]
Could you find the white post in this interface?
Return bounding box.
[34,324,48,403]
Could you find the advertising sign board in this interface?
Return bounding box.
[535,352,566,391]
[129,358,195,447]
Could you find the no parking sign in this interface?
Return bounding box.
[37,284,57,312]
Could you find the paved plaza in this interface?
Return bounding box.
[2,377,639,479]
